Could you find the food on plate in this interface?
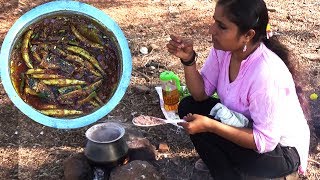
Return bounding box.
[132,115,165,126]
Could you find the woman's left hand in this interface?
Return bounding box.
[179,114,257,150]
[178,113,215,134]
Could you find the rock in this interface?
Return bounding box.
[158,143,169,153]
[123,124,156,161]
[149,66,156,70]
[140,47,149,55]
[122,124,145,141]
[127,138,156,161]
[150,43,159,49]
[148,44,159,52]
[63,153,93,180]
[109,160,162,180]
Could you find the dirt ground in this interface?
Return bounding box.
[0,0,319,179]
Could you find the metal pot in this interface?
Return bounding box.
[0,1,132,129]
[84,122,128,166]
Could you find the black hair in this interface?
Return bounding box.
[216,0,290,68]
[216,0,312,119]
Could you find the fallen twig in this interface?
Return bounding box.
[267,7,277,12]
[145,61,166,69]
[308,159,320,166]
[302,2,320,7]
[133,69,151,82]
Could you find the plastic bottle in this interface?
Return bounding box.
[159,71,181,111]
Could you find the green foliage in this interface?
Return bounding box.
[179,86,219,100]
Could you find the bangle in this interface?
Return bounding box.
[180,51,197,66]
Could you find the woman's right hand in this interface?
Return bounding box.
[179,113,214,134]
[166,35,194,61]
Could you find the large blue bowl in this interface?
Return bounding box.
[0,1,132,129]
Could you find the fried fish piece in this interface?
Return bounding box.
[77,91,97,105]
[42,79,86,86]
[26,77,56,102]
[89,100,100,107]
[26,69,46,74]
[58,85,82,94]
[57,89,86,102]
[71,25,104,49]
[65,54,85,66]
[83,79,103,92]
[31,74,63,79]
[94,96,104,106]
[40,109,83,117]
[52,47,85,66]
[24,87,38,95]
[22,29,34,68]
[31,49,42,63]
[66,46,106,76]
[77,25,104,45]
[83,61,102,77]
[39,104,58,110]
[57,80,102,101]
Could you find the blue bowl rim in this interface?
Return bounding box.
[0,1,132,129]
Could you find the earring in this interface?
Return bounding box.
[242,44,247,52]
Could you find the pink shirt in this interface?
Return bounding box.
[200,43,310,174]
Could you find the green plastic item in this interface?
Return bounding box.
[159,71,181,92]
